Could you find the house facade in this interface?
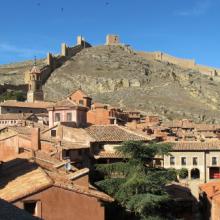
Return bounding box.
[47,99,87,128]
[163,142,220,182]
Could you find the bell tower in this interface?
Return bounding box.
[27,62,44,102]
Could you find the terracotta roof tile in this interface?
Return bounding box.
[171,141,220,151]
[54,182,114,202]
[52,99,87,108]
[0,100,53,109]
[200,182,220,199]
[0,113,33,120]
[0,161,53,202]
[85,125,148,142]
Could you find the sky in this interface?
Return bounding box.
[0,0,220,67]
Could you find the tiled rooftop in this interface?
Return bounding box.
[0,113,33,120]
[85,125,148,142]
[0,100,53,109]
[0,160,53,202]
[200,181,220,205]
[171,141,220,151]
[94,151,125,159]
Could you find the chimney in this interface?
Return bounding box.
[31,128,40,151]
[57,125,63,140]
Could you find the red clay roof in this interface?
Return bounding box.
[0,100,53,109]
[85,125,148,142]
[200,182,220,204]
[0,113,33,120]
[171,141,220,151]
[0,160,53,202]
[67,89,91,99]
[94,151,125,159]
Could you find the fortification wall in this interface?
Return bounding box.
[137,51,220,77]
[25,36,92,85]
[137,51,195,69]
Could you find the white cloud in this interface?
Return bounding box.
[176,0,211,16]
[0,43,46,58]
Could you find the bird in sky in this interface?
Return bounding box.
[105,2,110,6]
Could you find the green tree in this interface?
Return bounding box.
[178,168,188,179]
[95,141,176,220]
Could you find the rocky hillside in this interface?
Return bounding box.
[42,45,220,123]
[0,60,45,85]
[1,45,220,123]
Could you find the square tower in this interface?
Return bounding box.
[106,35,120,45]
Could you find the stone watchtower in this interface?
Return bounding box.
[106,34,120,45]
[27,65,44,102]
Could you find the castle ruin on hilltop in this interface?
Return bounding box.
[24,34,220,93]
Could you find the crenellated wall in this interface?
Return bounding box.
[25,36,92,85]
[137,51,220,77]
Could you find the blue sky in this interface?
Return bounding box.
[0,0,220,67]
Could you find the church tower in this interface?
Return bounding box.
[27,64,44,102]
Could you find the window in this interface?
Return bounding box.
[212,157,217,166]
[193,157,198,166]
[51,130,56,137]
[181,157,186,166]
[55,113,60,122]
[79,100,84,105]
[24,201,37,215]
[170,156,175,165]
[67,113,72,121]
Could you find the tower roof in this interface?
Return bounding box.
[30,65,41,74]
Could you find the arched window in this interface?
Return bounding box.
[191,168,200,179]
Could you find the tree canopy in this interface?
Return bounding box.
[95,141,177,220]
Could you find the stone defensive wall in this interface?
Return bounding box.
[24,36,92,84]
[137,51,220,77]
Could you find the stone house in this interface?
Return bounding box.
[0,100,52,114]
[0,157,113,220]
[0,123,94,169]
[163,141,220,183]
[47,99,88,128]
[67,89,92,109]
[85,125,149,163]
[87,102,121,125]
[0,113,38,128]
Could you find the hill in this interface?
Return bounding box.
[43,45,220,123]
[1,45,220,123]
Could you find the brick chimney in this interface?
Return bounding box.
[31,128,40,151]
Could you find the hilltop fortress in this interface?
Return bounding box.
[24,34,220,88]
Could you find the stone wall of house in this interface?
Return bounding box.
[87,108,111,125]
[164,151,206,182]
[14,186,105,220]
